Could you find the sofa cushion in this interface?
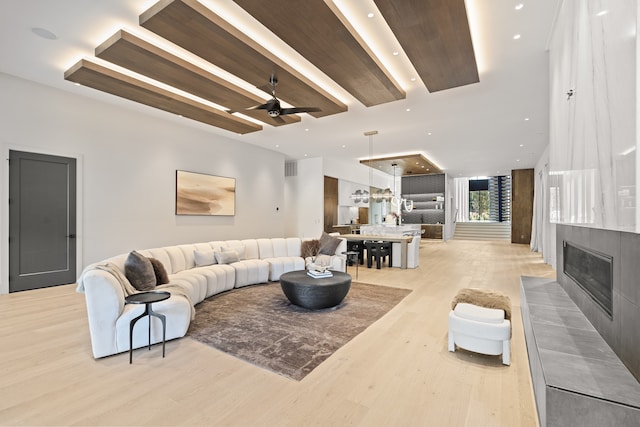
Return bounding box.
[319,232,341,255]
[216,251,240,264]
[194,249,217,267]
[301,239,320,258]
[286,237,302,257]
[256,239,274,259]
[124,251,156,291]
[149,257,169,285]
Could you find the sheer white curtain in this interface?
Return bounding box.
[531,164,552,259]
[531,169,544,252]
[454,177,469,222]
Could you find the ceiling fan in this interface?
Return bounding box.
[247,75,321,120]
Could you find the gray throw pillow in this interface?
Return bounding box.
[149,257,169,285]
[215,250,239,264]
[223,245,246,260]
[125,251,156,291]
[318,232,341,255]
[194,249,217,267]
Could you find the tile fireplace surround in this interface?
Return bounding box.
[521,224,640,426]
[555,224,640,379]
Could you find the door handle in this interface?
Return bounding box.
[67,234,76,238]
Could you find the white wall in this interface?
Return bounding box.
[323,156,392,190]
[548,0,636,230]
[294,157,324,238]
[541,0,637,269]
[0,74,286,294]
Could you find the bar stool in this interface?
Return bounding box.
[346,240,364,266]
[365,241,392,269]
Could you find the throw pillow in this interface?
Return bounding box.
[223,244,246,260]
[318,232,341,255]
[194,249,217,267]
[301,239,320,258]
[124,251,156,291]
[215,250,239,265]
[148,257,169,285]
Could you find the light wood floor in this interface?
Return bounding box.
[0,239,556,426]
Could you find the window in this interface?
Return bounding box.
[469,188,490,221]
[468,177,510,222]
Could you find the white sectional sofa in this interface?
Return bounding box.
[77,237,346,358]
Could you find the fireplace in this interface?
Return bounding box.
[556,224,640,382]
[562,240,613,317]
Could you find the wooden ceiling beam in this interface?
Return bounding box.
[233,0,406,107]
[140,0,348,118]
[64,58,263,135]
[374,0,479,92]
[95,29,300,126]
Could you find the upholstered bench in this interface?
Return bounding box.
[448,288,512,365]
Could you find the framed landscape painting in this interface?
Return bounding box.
[176,170,236,216]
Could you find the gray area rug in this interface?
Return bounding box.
[187,281,411,381]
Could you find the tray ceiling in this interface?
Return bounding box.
[63,0,478,135]
[360,154,443,176]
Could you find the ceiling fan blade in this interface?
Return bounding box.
[280,107,321,115]
[246,103,269,110]
[246,98,278,111]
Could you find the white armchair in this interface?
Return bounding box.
[448,302,511,365]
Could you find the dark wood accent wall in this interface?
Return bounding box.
[358,207,369,225]
[511,168,534,244]
[324,176,339,233]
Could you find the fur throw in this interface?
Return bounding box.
[301,239,320,258]
[451,288,512,320]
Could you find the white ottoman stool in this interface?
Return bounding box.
[448,302,511,365]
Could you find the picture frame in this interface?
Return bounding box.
[175,170,236,216]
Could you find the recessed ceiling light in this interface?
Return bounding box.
[416,162,419,165]
[275,144,280,148]
[428,132,432,136]
[406,108,411,112]
[410,77,416,82]
[520,144,524,147]
[513,34,521,40]
[304,154,308,157]
[342,144,346,148]
[596,10,608,17]
[305,128,309,131]
[31,27,57,40]
[392,51,399,56]
[367,12,374,18]
[516,159,521,162]
[74,82,81,86]
[524,117,530,121]
[421,166,425,168]
[515,4,524,10]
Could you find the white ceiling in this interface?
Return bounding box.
[0,0,559,178]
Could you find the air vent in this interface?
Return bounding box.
[285,161,297,177]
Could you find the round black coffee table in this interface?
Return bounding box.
[280,270,351,309]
